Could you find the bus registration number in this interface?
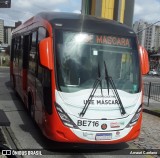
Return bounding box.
[95,133,112,140]
[77,120,99,127]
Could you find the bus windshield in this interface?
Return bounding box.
[55,30,140,94]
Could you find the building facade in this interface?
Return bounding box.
[155,25,160,50]
[133,20,146,47]
[81,0,135,27]
[0,19,4,44]
[4,26,15,45]
[133,20,160,51]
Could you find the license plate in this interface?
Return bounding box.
[95,133,112,140]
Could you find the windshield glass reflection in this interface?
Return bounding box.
[55,31,140,94]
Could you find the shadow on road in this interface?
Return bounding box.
[42,141,129,154]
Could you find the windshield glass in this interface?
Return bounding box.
[55,30,140,94]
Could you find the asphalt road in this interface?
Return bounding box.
[143,75,160,83]
[0,67,159,158]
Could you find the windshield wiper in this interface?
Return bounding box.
[104,61,110,95]
[79,63,102,117]
[79,62,126,117]
[98,63,103,96]
[104,61,126,115]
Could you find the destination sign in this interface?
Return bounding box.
[96,35,131,48]
[64,32,132,48]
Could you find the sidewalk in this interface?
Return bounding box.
[143,96,160,117]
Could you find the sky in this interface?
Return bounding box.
[0,0,160,26]
[0,0,82,26]
[134,0,160,23]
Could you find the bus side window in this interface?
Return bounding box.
[38,27,47,41]
[37,27,47,82]
[22,34,31,69]
[29,31,38,75]
[14,37,19,63]
[18,36,23,68]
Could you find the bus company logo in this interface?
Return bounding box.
[115,131,120,137]
[101,123,107,130]
[2,150,11,155]
[116,131,120,135]
[110,122,120,128]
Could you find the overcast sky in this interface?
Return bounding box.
[0,0,159,26]
[134,0,160,23]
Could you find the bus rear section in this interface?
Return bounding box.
[10,12,149,144]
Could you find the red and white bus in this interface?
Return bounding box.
[10,12,149,144]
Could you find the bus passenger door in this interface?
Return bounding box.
[35,64,44,127]
[28,31,39,123]
[35,27,49,127]
[35,66,52,127]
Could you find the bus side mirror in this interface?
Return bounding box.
[139,45,149,75]
[39,37,53,70]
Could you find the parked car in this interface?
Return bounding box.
[148,69,158,76]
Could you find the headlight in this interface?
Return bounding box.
[55,103,79,129]
[126,105,142,128]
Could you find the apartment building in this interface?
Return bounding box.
[155,25,160,50]
[133,20,160,51]
[0,19,4,44]
[4,26,15,45]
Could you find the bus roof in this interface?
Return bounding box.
[13,12,136,37]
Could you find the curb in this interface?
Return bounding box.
[143,108,160,117]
